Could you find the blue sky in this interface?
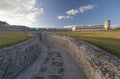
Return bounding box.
[36,0,120,28]
[0,0,120,28]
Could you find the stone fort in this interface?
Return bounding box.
[72,20,110,31]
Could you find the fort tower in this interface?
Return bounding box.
[104,20,110,30]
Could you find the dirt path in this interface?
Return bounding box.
[12,42,87,79]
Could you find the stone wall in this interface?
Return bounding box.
[42,32,120,79]
[0,35,40,79]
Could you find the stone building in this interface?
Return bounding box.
[72,20,110,31]
[104,20,110,30]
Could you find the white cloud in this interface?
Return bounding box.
[57,4,95,20]
[66,9,78,15]
[57,15,72,20]
[79,4,95,13]
[64,25,75,28]
[0,0,43,27]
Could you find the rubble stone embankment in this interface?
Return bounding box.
[42,32,120,79]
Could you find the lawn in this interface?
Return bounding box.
[0,31,33,48]
[53,32,120,58]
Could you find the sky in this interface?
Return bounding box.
[0,0,120,28]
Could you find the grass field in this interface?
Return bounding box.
[0,31,33,48]
[53,32,120,58]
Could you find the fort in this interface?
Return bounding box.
[72,20,110,31]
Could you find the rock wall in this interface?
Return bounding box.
[42,32,120,79]
[0,35,40,79]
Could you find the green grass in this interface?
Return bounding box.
[0,31,33,48]
[113,27,120,31]
[53,32,120,58]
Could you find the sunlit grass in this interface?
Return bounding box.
[53,32,120,58]
[0,31,33,48]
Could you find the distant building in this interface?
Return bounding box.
[104,20,110,30]
[72,20,110,31]
[72,25,104,31]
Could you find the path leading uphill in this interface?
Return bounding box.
[12,42,87,79]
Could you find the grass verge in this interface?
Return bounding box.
[53,32,120,58]
[0,31,33,48]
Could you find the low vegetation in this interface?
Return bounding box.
[113,27,120,30]
[54,32,120,58]
[0,31,33,48]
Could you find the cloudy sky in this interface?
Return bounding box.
[0,0,120,28]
